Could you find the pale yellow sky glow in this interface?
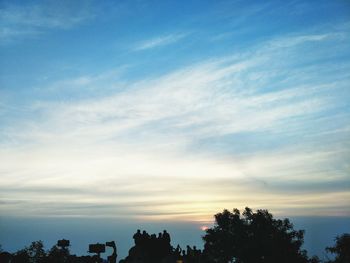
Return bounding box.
[1,105,349,222]
[1,29,350,222]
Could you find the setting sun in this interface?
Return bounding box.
[200,226,209,231]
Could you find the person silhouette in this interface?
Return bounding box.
[186,245,192,257]
[133,229,142,246]
[175,244,182,258]
[163,230,171,244]
[106,241,117,263]
[141,230,150,247]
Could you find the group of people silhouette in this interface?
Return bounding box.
[176,245,202,263]
[119,229,205,263]
[119,229,204,263]
[133,230,171,251]
[0,230,201,263]
[121,229,174,263]
[133,230,171,254]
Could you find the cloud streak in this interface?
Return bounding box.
[0,26,349,221]
[0,1,94,43]
[133,33,188,51]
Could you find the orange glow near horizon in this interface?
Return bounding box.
[200,226,209,231]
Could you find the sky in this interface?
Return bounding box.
[0,0,350,259]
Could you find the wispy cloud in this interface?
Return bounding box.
[0,27,349,220]
[0,1,94,43]
[133,33,188,51]
[40,68,127,92]
[268,33,331,48]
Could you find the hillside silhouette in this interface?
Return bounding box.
[0,208,348,263]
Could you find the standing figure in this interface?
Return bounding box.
[106,241,117,263]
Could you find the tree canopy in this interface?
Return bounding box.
[326,233,350,263]
[202,207,310,263]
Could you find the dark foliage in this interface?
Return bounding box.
[11,241,46,263]
[202,207,310,263]
[325,233,350,263]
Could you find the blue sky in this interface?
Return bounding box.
[1,0,350,258]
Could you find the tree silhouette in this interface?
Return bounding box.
[12,248,30,263]
[27,241,46,263]
[202,207,310,263]
[325,233,350,263]
[46,244,70,263]
[11,241,46,263]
